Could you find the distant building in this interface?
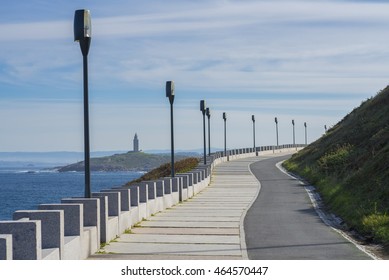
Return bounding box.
[133,133,139,152]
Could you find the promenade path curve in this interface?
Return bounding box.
[89,152,371,260]
[245,155,372,260]
[89,153,285,260]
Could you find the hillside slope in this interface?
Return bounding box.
[58,152,192,172]
[284,87,389,247]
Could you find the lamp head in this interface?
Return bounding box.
[223,112,226,120]
[74,9,91,56]
[74,10,91,41]
[166,81,175,103]
[275,117,278,124]
[252,115,255,122]
[200,100,206,113]
[206,107,210,117]
[304,122,307,127]
[292,119,295,125]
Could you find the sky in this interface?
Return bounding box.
[1,0,389,153]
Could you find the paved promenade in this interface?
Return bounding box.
[89,154,274,260]
[89,151,371,260]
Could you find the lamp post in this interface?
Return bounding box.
[275,117,279,149]
[304,122,307,145]
[74,9,92,198]
[252,115,256,151]
[223,112,227,158]
[200,100,207,165]
[206,107,211,156]
[166,81,175,178]
[292,119,295,149]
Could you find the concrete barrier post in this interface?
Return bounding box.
[0,219,42,260]
[91,194,110,243]
[175,175,188,201]
[0,234,12,260]
[38,203,83,260]
[143,181,157,216]
[101,189,132,232]
[61,198,100,256]
[38,204,83,237]
[13,210,64,260]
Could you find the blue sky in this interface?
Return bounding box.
[1,0,389,152]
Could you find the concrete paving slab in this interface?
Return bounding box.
[140,221,239,228]
[118,234,240,244]
[130,227,240,235]
[103,242,242,256]
[149,216,241,222]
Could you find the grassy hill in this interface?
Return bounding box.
[124,157,200,186]
[58,152,194,172]
[283,87,389,247]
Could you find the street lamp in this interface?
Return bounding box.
[74,9,92,198]
[292,119,295,149]
[324,125,327,133]
[200,100,207,165]
[252,115,256,151]
[275,117,279,149]
[223,112,227,158]
[206,107,211,156]
[304,122,308,145]
[166,81,175,178]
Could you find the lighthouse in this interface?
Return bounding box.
[133,133,139,152]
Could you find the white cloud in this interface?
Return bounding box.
[1,1,389,151]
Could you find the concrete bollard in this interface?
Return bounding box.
[0,219,42,260]
[101,189,132,232]
[103,188,131,212]
[38,203,83,260]
[61,198,100,257]
[91,194,110,243]
[0,234,12,260]
[163,178,172,195]
[175,175,188,201]
[120,185,141,224]
[13,210,64,260]
[166,177,180,205]
[38,204,83,237]
[155,180,165,211]
[143,181,157,216]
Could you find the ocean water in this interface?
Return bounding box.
[0,167,143,221]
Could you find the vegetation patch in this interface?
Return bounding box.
[124,157,200,186]
[283,87,389,249]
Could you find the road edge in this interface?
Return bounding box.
[276,160,380,260]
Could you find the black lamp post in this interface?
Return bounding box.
[200,100,207,165]
[292,119,295,149]
[206,108,211,156]
[252,115,256,151]
[166,81,175,178]
[304,122,307,145]
[223,112,227,157]
[275,117,279,149]
[74,9,92,198]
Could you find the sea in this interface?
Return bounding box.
[0,167,143,221]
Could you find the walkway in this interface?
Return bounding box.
[245,155,372,259]
[89,152,371,260]
[89,155,266,259]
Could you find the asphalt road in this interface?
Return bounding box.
[244,154,371,260]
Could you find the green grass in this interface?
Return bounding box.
[283,87,389,248]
